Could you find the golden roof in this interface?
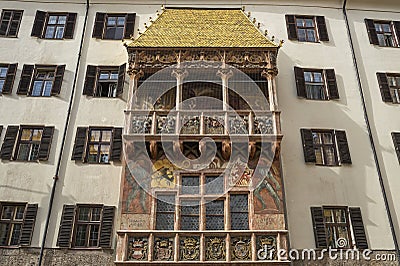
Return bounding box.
[128,8,277,48]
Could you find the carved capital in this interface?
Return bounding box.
[171,68,189,80]
[128,68,144,80]
[216,68,234,80]
[261,68,278,79]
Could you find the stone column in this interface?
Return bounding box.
[171,68,188,111]
[126,69,143,134]
[262,69,278,111]
[217,68,233,111]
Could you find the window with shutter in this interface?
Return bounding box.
[295,67,339,100]
[0,202,38,246]
[0,125,19,160]
[84,65,124,98]
[0,63,18,94]
[17,64,34,95]
[32,12,77,39]
[31,10,46,37]
[365,19,400,47]
[14,126,54,162]
[392,132,400,163]
[286,15,328,42]
[57,205,75,247]
[0,10,23,38]
[72,127,88,161]
[93,13,136,40]
[381,74,400,103]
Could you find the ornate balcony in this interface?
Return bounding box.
[115,230,289,264]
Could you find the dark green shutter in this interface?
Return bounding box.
[301,129,316,163]
[311,207,327,248]
[72,127,88,161]
[92,13,106,38]
[325,69,339,99]
[2,63,18,94]
[20,204,38,246]
[376,73,392,102]
[316,16,329,41]
[38,126,54,161]
[0,125,19,160]
[99,206,115,248]
[52,65,66,95]
[294,67,306,98]
[117,63,126,96]
[31,10,46,37]
[349,207,368,249]
[392,132,400,163]
[335,130,352,164]
[83,65,98,96]
[17,64,34,95]
[286,15,297,40]
[111,127,123,162]
[57,205,76,248]
[124,13,136,39]
[365,19,379,45]
[64,13,77,39]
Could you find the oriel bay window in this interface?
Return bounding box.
[0,202,38,246]
[17,64,65,96]
[57,204,115,248]
[155,173,249,231]
[300,129,352,166]
[0,125,54,162]
[71,126,122,163]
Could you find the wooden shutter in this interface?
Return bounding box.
[2,63,18,94]
[93,13,106,38]
[64,13,77,39]
[365,19,379,45]
[311,207,327,248]
[57,205,76,248]
[99,206,115,248]
[111,127,123,162]
[31,10,46,37]
[349,207,368,249]
[301,129,316,163]
[294,67,306,98]
[19,204,38,246]
[83,65,98,96]
[0,125,19,160]
[325,69,339,99]
[376,73,392,102]
[17,64,34,95]
[124,13,136,39]
[391,132,400,163]
[117,63,126,96]
[285,15,298,40]
[316,16,329,41]
[394,21,400,46]
[52,65,66,95]
[38,126,54,161]
[72,127,88,161]
[335,130,352,164]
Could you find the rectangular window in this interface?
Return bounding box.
[31,11,76,39]
[83,64,125,98]
[92,13,135,40]
[16,127,44,161]
[0,202,38,247]
[387,75,400,103]
[181,176,200,195]
[31,68,55,97]
[57,204,115,248]
[304,70,326,100]
[0,66,7,94]
[374,22,396,47]
[205,200,224,230]
[230,194,249,230]
[155,195,176,230]
[0,10,23,38]
[323,207,351,248]
[180,200,200,230]
[300,129,351,166]
[74,206,102,247]
[44,14,67,39]
[87,128,112,164]
[286,15,329,42]
[96,69,119,97]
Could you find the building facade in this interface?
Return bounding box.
[0,0,399,265]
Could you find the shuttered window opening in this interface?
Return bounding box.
[92,13,136,40]
[0,125,54,161]
[0,10,23,38]
[300,129,351,166]
[294,67,339,100]
[71,126,123,163]
[377,73,400,103]
[31,11,77,39]
[83,64,126,97]
[0,202,38,246]
[17,65,65,96]
[365,19,400,47]
[392,132,400,163]
[286,15,329,42]
[0,63,18,95]
[57,204,115,248]
[311,206,368,249]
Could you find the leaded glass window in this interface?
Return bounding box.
[180,200,200,230]
[205,200,224,230]
[181,176,200,195]
[156,195,175,230]
[230,194,249,230]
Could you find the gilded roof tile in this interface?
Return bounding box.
[128,8,277,48]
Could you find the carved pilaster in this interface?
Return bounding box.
[172,68,189,111]
[261,69,278,111]
[217,68,233,111]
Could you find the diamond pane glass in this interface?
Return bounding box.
[181,176,199,195]
[205,175,224,194]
